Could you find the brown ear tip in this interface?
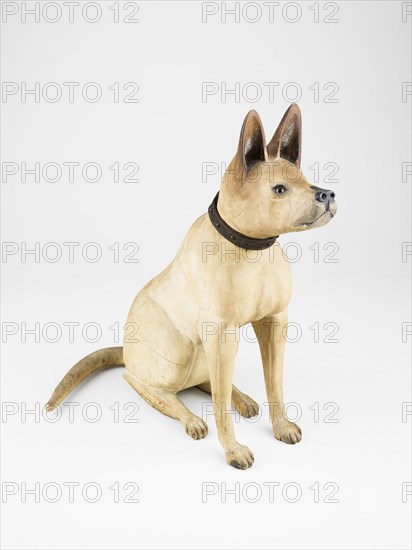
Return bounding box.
[241,110,265,136]
[288,103,301,116]
[245,109,261,120]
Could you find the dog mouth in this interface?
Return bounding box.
[297,209,333,228]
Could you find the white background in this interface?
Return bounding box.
[1,1,411,549]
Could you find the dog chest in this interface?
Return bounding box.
[195,240,292,323]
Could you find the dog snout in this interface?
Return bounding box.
[314,188,335,203]
[310,185,336,213]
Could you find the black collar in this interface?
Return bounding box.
[208,192,278,251]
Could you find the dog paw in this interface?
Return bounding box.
[235,394,259,419]
[273,421,302,444]
[184,416,208,440]
[225,443,254,469]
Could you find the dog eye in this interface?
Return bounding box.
[273,184,287,195]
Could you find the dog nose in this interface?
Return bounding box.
[315,189,335,203]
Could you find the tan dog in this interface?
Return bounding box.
[46,104,337,469]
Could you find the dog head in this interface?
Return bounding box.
[219,104,337,238]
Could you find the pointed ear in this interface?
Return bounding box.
[267,103,302,167]
[234,110,266,178]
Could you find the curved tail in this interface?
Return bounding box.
[45,346,124,411]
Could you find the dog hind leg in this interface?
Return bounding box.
[124,372,208,440]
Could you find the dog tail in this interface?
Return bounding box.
[44,347,124,412]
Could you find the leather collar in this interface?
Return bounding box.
[208,192,278,251]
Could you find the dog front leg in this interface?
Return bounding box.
[202,322,254,469]
[253,311,302,444]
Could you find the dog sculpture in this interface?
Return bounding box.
[46,104,337,469]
